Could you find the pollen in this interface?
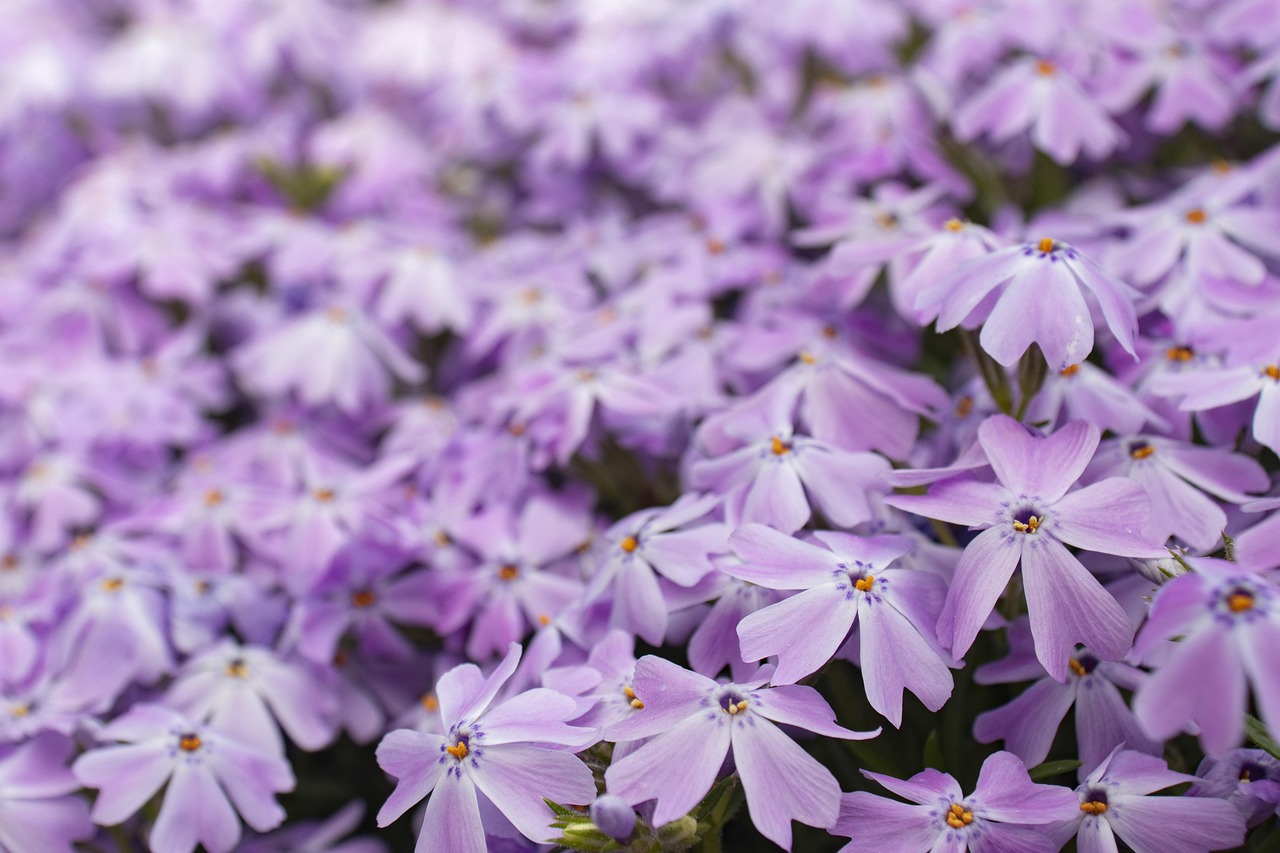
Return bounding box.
[312,487,335,503]
[1165,346,1195,362]
[1185,208,1207,224]
[9,703,29,718]
[352,589,376,608]
[1129,443,1155,460]
[101,577,125,592]
[1068,658,1087,677]
[1080,801,1108,815]
[706,238,727,255]
[1263,365,1280,381]
[854,575,875,592]
[204,489,224,506]
[1012,515,1041,534]
[1060,364,1079,377]
[434,530,452,547]
[945,218,964,232]
[954,396,974,418]
[876,212,899,230]
[1037,237,1056,253]
[538,613,551,626]
[771,436,791,455]
[946,803,974,828]
[498,564,519,581]
[1035,60,1056,76]
[798,351,817,365]
[421,693,439,712]
[446,740,469,760]
[226,658,249,678]
[726,700,749,715]
[621,535,639,553]
[179,733,203,752]
[1228,592,1255,613]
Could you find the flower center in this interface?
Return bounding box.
[312,487,336,503]
[621,535,638,553]
[1165,346,1195,362]
[421,693,439,712]
[1037,237,1056,253]
[945,218,964,232]
[946,803,974,828]
[1185,208,1207,225]
[446,740,469,760]
[1263,365,1280,382]
[101,577,125,593]
[179,733,202,752]
[498,564,520,582]
[1060,364,1080,377]
[1080,789,1108,814]
[1228,591,1255,613]
[204,489,224,507]
[854,575,875,592]
[1129,441,1155,460]
[954,396,974,418]
[623,685,644,710]
[226,658,248,678]
[352,589,376,608]
[1068,653,1098,677]
[1240,761,1268,782]
[770,436,791,455]
[1012,508,1043,534]
[719,690,750,715]
[1035,60,1056,76]
[9,702,30,718]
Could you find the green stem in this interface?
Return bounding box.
[929,518,959,549]
[960,329,1012,415]
[109,825,137,853]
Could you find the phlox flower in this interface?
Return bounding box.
[887,416,1167,680]
[1191,749,1280,827]
[74,704,295,853]
[604,656,878,850]
[0,732,93,853]
[375,643,597,853]
[832,750,1079,853]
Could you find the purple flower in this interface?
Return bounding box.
[1132,558,1280,754]
[375,643,597,852]
[726,524,953,726]
[1045,748,1245,853]
[887,415,1167,679]
[604,656,878,850]
[0,732,93,853]
[915,238,1141,371]
[74,704,295,853]
[832,750,1080,853]
[1191,749,1280,827]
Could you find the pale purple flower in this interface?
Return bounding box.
[832,750,1080,853]
[887,416,1167,680]
[74,704,295,853]
[604,656,878,850]
[1190,749,1280,827]
[375,643,597,853]
[0,732,93,853]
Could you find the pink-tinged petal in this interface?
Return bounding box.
[1130,461,1227,552]
[727,524,839,588]
[981,416,1098,504]
[604,713,730,827]
[612,557,668,647]
[741,459,810,534]
[973,678,1075,767]
[150,763,241,853]
[1154,366,1260,411]
[1133,626,1245,755]
[753,684,879,740]
[201,741,292,832]
[0,798,93,853]
[375,730,447,826]
[1238,618,1280,740]
[74,742,173,826]
[471,745,595,842]
[737,587,856,685]
[1218,208,1280,259]
[643,525,725,586]
[1159,442,1269,502]
[1095,750,1193,796]
[1075,812,1118,853]
[974,823,1065,852]
[1052,479,1168,558]
[414,772,485,853]
[979,259,1093,370]
[928,249,1026,330]
[971,751,1079,824]
[467,587,523,661]
[1187,228,1267,285]
[517,494,591,567]
[859,597,954,726]
[832,793,940,853]
[805,368,920,458]
[1131,573,1209,660]
[812,532,918,567]
[1106,793,1245,853]
[1075,679,1162,774]
[733,717,841,849]
[459,642,522,722]
[1253,382,1280,454]
[1021,540,1134,680]
[939,527,1022,658]
[0,732,79,796]
[604,656,715,742]
[953,64,1036,141]
[258,665,337,751]
[1068,255,1139,358]
[480,689,592,747]
[884,477,1010,528]
[862,767,963,805]
[790,446,888,528]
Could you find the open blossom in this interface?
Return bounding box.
[887,415,1167,679]
[832,750,1080,853]
[604,656,878,850]
[73,704,295,853]
[0,732,93,853]
[1132,558,1280,754]
[726,524,953,726]
[915,237,1141,371]
[375,644,597,853]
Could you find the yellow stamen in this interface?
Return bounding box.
[798,351,817,365]
[631,698,645,709]
[1263,365,1280,381]
[1037,237,1056,253]
[1129,444,1155,460]
[226,659,248,678]
[421,694,439,712]
[352,589,376,608]
[945,218,964,232]
[1068,658,1087,677]
[1035,60,1056,76]
[204,489,224,507]
[1165,346,1195,362]
[519,288,542,305]
[179,733,202,752]
[771,436,790,455]
[1060,364,1080,377]
[312,487,335,503]
[1228,593,1255,613]
[10,703,29,718]
[498,564,519,582]
[623,686,637,699]
[1012,516,1041,534]
[1,554,16,571]
[1185,208,1207,225]
[876,212,898,230]
[101,577,125,592]
[434,530,452,547]
[706,238,727,255]
[726,700,749,714]
[954,396,974,418]
[854,575,875,592]
[538,614,551,626]
[1211,159,1232,174]
[446,741,469,760]
[325,306,347,324]
[1080,801,1108,815]
[946,803,974,828]
[621,535,639,553]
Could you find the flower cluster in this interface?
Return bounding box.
[0,0,1277,851]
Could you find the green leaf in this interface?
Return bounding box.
[1029,759,1083,782]
[1247,715,1280,760]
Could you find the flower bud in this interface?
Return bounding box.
[589,794,637,841]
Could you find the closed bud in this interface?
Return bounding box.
[589,794,637,841]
